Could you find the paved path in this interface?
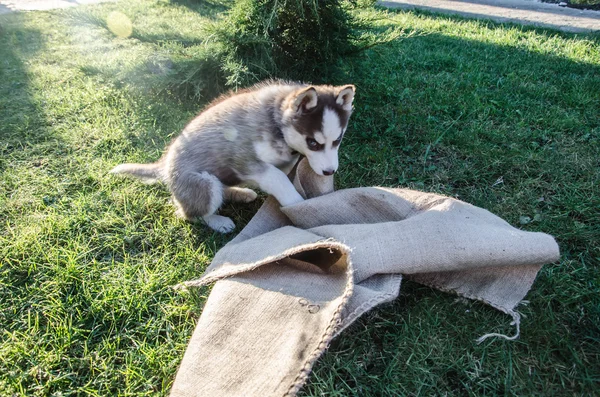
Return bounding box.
[1,0,599,33]
[379,0,600,33]
[0,0,110,15]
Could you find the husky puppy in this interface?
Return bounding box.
[111,81,355,233]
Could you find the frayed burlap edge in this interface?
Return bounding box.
[175,238,348,289]
[406,274,528,343]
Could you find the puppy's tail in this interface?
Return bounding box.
[110,162,163,184]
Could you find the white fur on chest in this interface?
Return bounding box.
[254,134,297,169]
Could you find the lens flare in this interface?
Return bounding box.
[107,11,132,38]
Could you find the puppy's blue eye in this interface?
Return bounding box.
[306,138,322,151]
[332,133,343,147]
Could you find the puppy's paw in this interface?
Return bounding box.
[203,214,236,233]
[238,189,258,203]
[278,191,305,207]
[225,187,258,203]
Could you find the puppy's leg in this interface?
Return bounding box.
[171,171,235,233]
[249,165,304,207]
[223,187,258,203]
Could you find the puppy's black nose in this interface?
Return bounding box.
[322,169,335,176]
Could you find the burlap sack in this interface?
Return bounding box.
[170,159,559,397]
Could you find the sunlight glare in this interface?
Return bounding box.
[107,11,133,38]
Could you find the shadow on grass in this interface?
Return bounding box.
[0,16,54,154]
[0,14,65,224]
[337,18,599,239]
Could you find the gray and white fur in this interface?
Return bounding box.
[111,81,355,233]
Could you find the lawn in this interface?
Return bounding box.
[1,0,599,395]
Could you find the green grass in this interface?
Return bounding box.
[1,0,599,395]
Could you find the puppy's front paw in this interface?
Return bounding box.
[278,191,305,207]
[239,189,258,203]
[225,187,258,203]
[204,215,236,233]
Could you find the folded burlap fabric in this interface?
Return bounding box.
[171,159,559,397]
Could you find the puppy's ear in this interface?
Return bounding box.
[292,87,318,113]
[336,85,355,111]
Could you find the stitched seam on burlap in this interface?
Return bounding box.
[284,243,355,397]
[342,274,403,326]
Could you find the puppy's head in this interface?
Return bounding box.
[282,84,355,176]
